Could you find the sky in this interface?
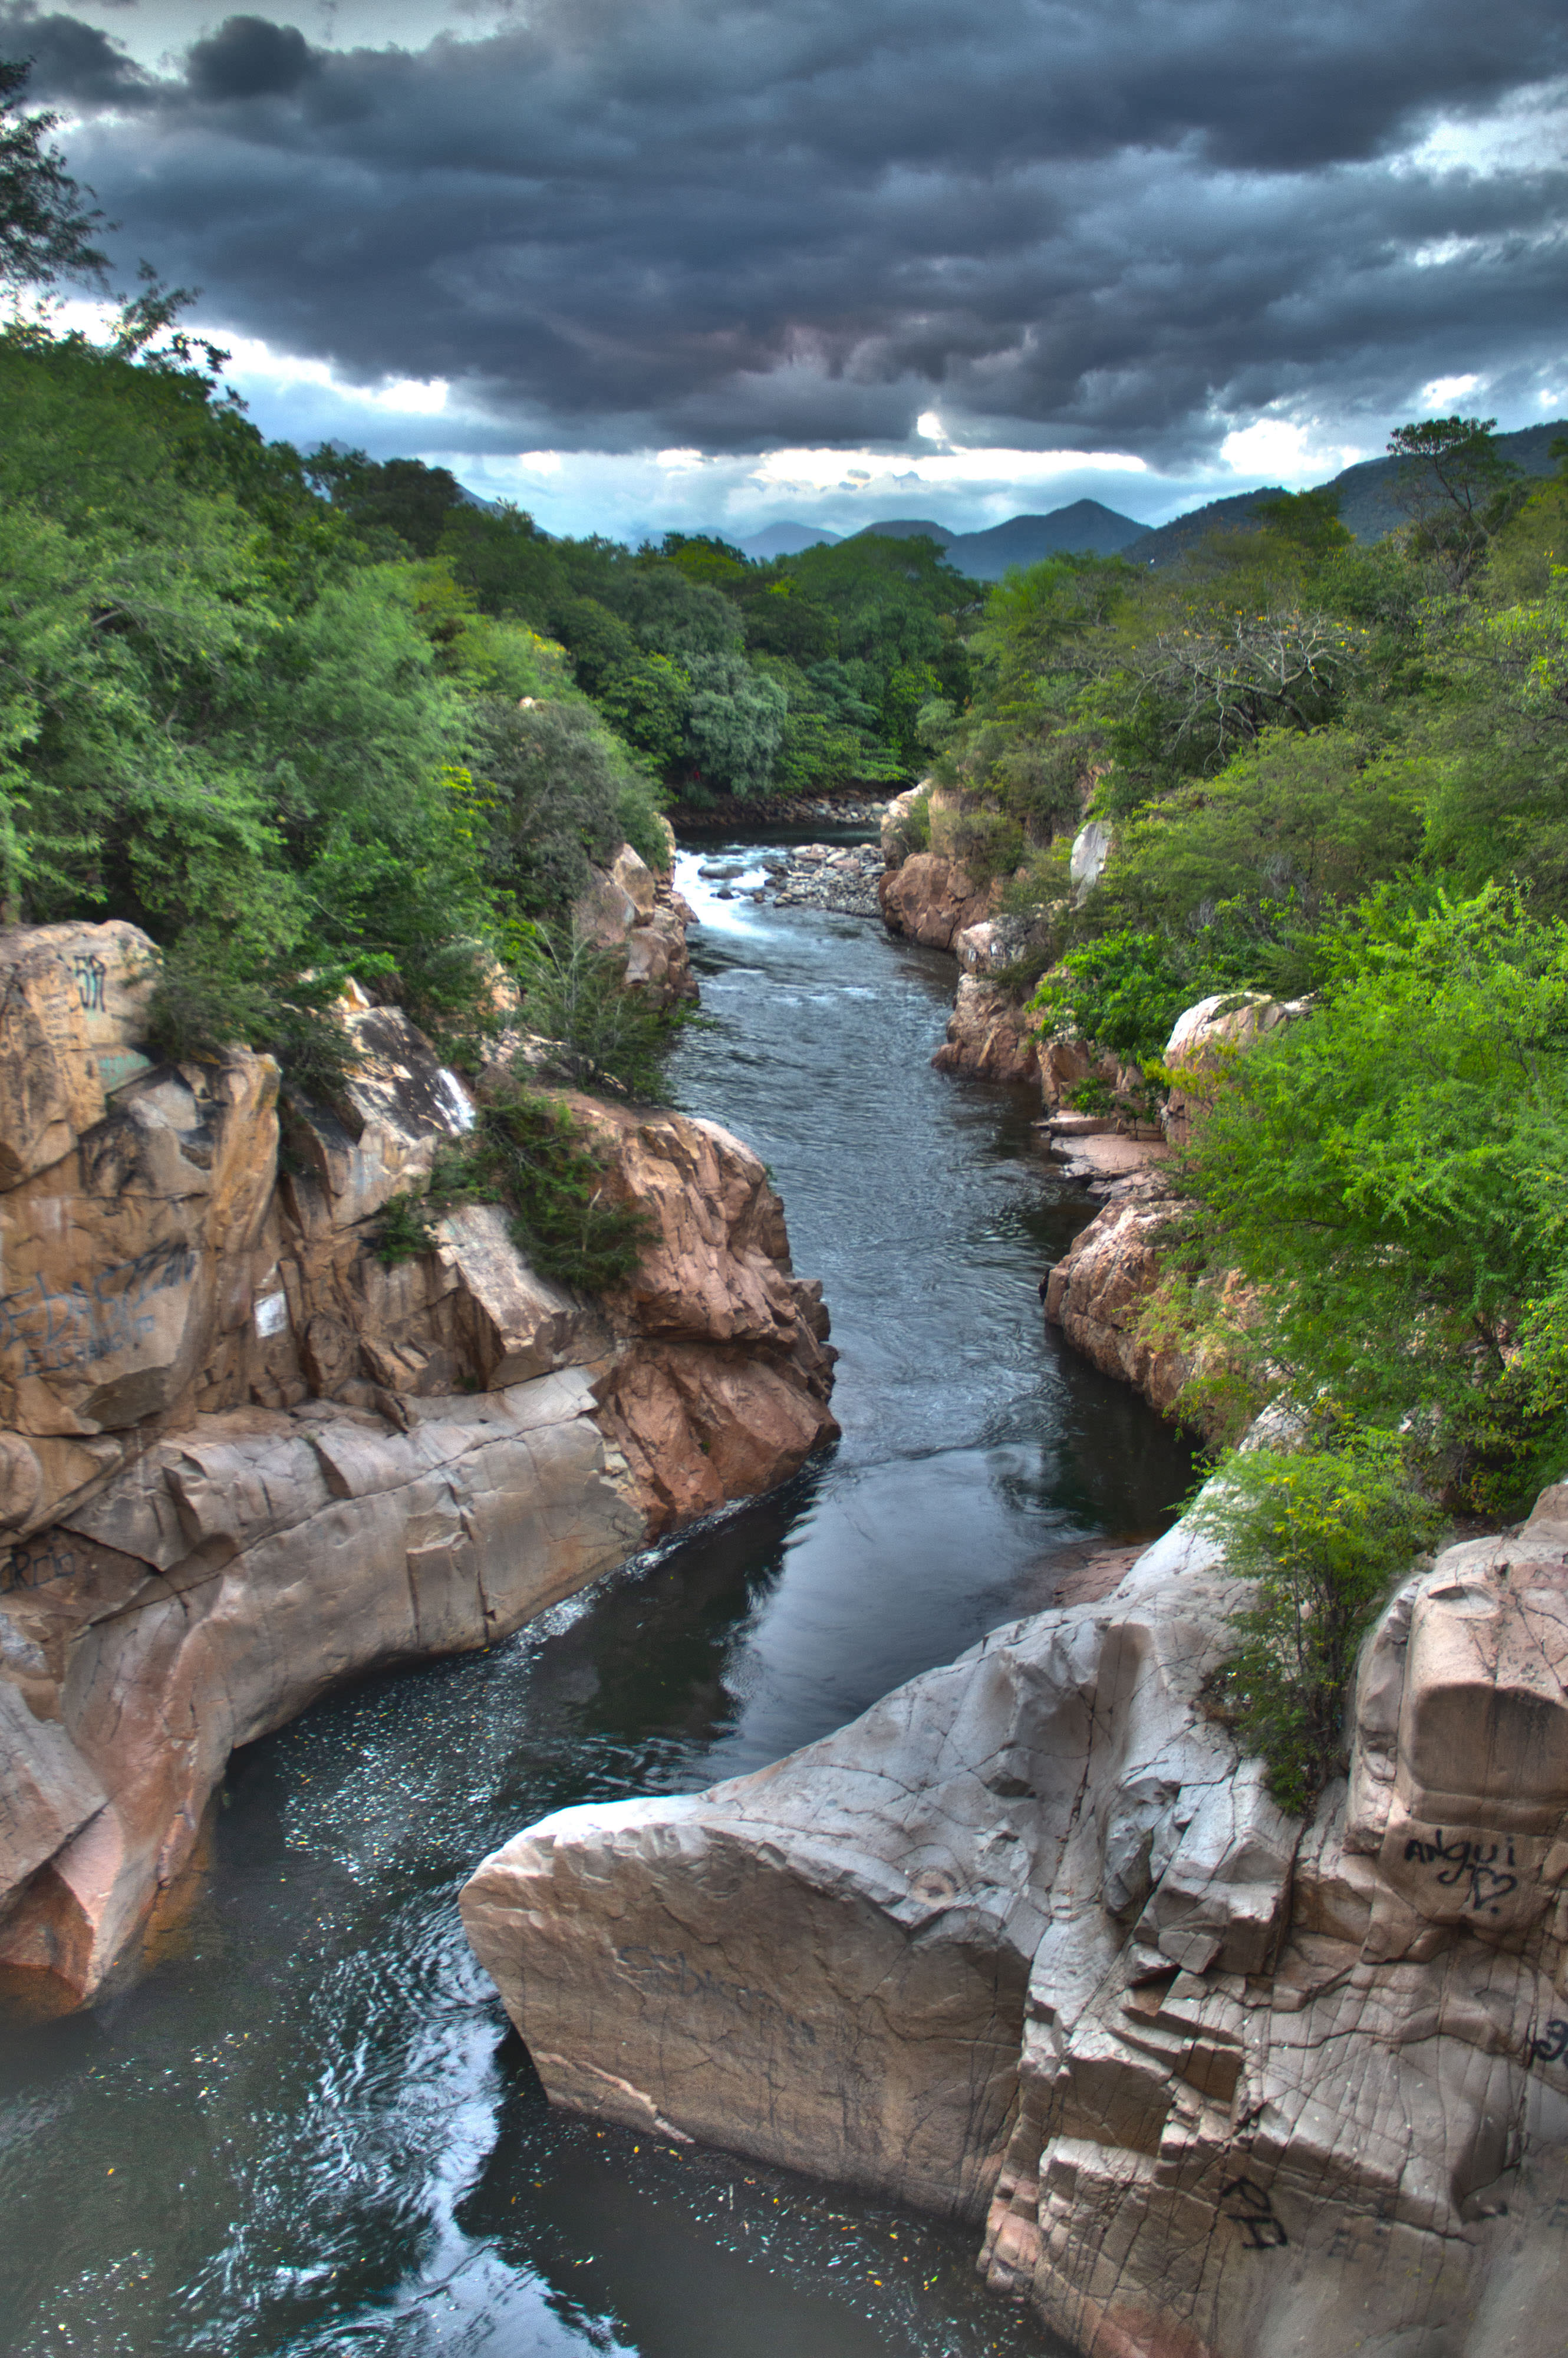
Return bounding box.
[5,0,1566,544]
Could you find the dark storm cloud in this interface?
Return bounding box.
[186,17,317,102]
[4,0,1566,455]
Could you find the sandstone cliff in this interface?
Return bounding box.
[462,1484,1568,2358]
[0,907,836,2007]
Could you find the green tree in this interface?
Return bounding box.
[1,58,108,292]
[683,653,788,796]
[1197,1436,1442,1813]
[1387,415,1523,591]
[1178,888,1568,1500]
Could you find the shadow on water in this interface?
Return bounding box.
[0,839,1197,2357]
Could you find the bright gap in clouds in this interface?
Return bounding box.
[1421,372,1484,407]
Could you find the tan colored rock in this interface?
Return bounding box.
[0,1682,108,1914]
[877,853,995,951]
[1162,992,1312,1146]
[0,920,158,1188]
[284,1004,475,1231]
[879,780,931,867]
[436,1203,608,1387]
[597,1338,837,1534]
[932,976,1041,1084]
[592,1109,802,1346]
[573,864,641,946]
[1037,1029,1122,1112]
[0,1048,281,1522]
[1347,1512,1568,1949]
[1043,1183,1190,1417]
[622,904,695,1003]
[611,844,658,917]
[0,1374,643,2003]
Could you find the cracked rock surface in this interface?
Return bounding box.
[463,1489,1568,2357]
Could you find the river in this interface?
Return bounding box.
[0,841,1196,2358]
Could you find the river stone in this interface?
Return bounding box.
[460,1522,1256,2221]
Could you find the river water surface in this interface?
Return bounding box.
[0,842,1196,2358]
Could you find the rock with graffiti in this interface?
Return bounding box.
[465,1483,1568,2358]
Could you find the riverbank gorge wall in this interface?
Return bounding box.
[0,880,838,2008]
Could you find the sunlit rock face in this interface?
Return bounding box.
[464,1490,1568,2358]
[0,910,835,2007]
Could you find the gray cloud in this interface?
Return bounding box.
[4,0,1565,457]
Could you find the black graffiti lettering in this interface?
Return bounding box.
[0,1538,79,1595]
[1220,2175,1289,2251]
[72,953,107,1013]
[1401,1829,1520,1915]
[0,1241,197,1377]
[1533,2020,1568,2066]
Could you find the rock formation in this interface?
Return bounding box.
[1042,1170,1188,1416]
[878,782,998,950]
[572,841,697,1005]
[1040,993,1305,1423]
[0,904,836,2006]
[878,851,996,951]
[931,919,1047,1084]
[462,1486,1568,2358]
[1162,991,1310,1147]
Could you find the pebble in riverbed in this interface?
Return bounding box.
[771,842,885,918]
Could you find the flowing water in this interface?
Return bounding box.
[0,841,1197,2358]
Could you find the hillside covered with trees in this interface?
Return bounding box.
[917,420,1568,1575]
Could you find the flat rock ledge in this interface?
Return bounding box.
[463,1484,1568,2358]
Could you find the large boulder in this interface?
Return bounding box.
[932,976,1042,1084]
[572,854,696,1005]
[1043,1178,1190,1417]
[1162,992,1311,1146]
[581,1102,839,1532]
[463,1492,1568,2358]
[877,854,994,952]
[1069,819,1113,903]
[460,1522,1277,2220]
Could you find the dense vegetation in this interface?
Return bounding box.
[931,416,1568,1803]
[324,458,980,801]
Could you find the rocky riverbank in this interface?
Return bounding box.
[0,859,837,2008]
[464,1478,1568,2358]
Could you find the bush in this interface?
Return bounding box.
[946,810,1025,888]
[1030,928,1197,1062]
[509,922,693,1100]
[1196,1435,1443,1813]
[470,697,658,915]
[146,941,357,1099]
[1177,887,1568,1503]
[379,1087,651,1294]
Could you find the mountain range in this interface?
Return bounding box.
[723,420,1567,579]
